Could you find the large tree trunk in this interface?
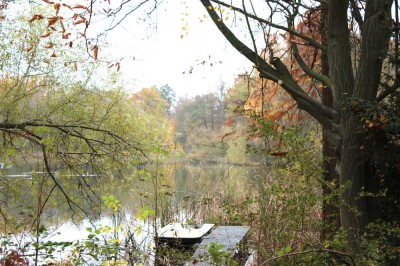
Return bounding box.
[339,117,369,248]
[328,0,393,250]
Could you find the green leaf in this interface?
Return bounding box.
[277,249,284,257]
[284,245,292,253]
[136,206,155,220]
[6,148,16,156]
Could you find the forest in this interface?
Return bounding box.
[0,0,399,265]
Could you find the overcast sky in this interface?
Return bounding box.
[104,0,253,98]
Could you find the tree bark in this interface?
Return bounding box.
[329,0,393,249]
[320,4,341,240]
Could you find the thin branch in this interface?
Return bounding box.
[42,146,86,215]
[377,80,400,101]
[208,0,326,50]
[291,40,334,90]
[262,248,355,265]
[30,184,57,230]
[242,0,260,68]
[349,0,364,31]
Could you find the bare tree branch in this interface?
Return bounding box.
[208,0,326,50]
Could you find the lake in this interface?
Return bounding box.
[0,162,268,265]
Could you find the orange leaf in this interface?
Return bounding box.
[62,3,72,10]
[73,19,86,25]
[62,32,71,39]
[26,46,34,52]
[50,51,57,57]
[116,62,120,71]
[54,3,60,15]
[28,14,44,23]
[43,0,55,4]
[44,41,54,49]
[40,32,52,38]
[92,45,99,60]
[28,16,36,22]
[73,4,86,9]
[47,17,58,27]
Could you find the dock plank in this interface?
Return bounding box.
[186,226,250,265]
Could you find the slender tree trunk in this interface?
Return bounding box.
[320,5,341,240]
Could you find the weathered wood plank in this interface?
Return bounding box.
[186,226,250,265]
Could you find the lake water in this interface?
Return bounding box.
[0,162,268,265]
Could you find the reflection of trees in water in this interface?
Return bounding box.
[163,163,263,225]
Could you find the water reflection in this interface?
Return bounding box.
[0,162,266,264]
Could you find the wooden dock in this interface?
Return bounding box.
[186,226,250,265]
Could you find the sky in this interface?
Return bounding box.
[104,0,253,98]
